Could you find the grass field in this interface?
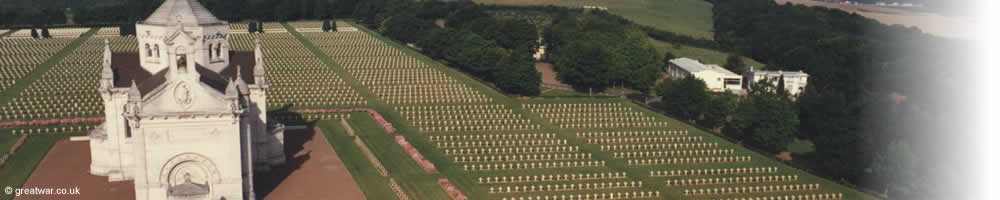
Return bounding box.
[308,22,879,199]
[0,20,877,200]
[650,38,765,68]
[470,0,716,39]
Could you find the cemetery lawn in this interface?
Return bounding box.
[0,134,77,200]
[340,21,881,199]
[0,28,96,105]
[788,139,816,154]
[468,0,716,39]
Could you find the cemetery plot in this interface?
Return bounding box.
[5,28,90,39]
[303,31,491,105]
[93,27,121,37]
[229,22,287,33]
[228,33,366,110]
[526,103,669,129]
[0,38,76,94]
[396,105,538,132]
[0,37,127,122]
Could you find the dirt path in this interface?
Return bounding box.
[257,127,365,200]
[535,62,563,85]
[16,140,135,200]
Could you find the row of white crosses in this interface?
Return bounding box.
[321,45,402,57]
[614,149,736,158]
[452,153,591,163]
[404,113,522,120]
[463,161,605,171]
[626,156,751,166]
[380,94,492,105]
[419,124,540,132]
[338,56,427,70]
[443,146,579,155]
[278,113,351,121]
[397,104,508,111]
[587,136,703,144]
[370,84,482,95]
[600,142,719,151]
[498,191,660,200]
[12,125,98,135]
[559,122,669,129]
[5,28,89,39]
[428,133,557,142]
[524,103,624,109]
[549,116,659,124]
[436,139,567,148]
[417,119,533,127]
[711,193,843,200]
[539,112,643,118]
[489,181,643,194]
[478,172,627,184]
[650,167,778,177]
[530,107,632,113]
[665,175,799,186]
[684,184,820,196]
[403,110,516,117]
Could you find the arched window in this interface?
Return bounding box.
[145,44,151,57]
[154,44,160,58]
[208,44,214,59]
[215,43,222,59]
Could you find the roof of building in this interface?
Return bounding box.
[141,0,225,26]
[668,57,739,76]
[111,51,256,96]
[749,69,810,77]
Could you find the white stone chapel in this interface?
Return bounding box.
[87,0,285,199]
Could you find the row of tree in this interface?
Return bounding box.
[357,0,541,96]
[655,76,798,152]
[545,9,662,94]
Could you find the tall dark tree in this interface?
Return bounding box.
[699,92,738,129]
[663,52,677,65]
[322,20,331,32]
[655,76,709,121]
[330,18,337,32]
[30,28,39,38]
[248,21,257,33]
[728,80,799,152]
[41,27,51,38]
[724,53,746,75]
[257,22,264,33]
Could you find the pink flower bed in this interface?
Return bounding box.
[438,178,468,200]
[0,117,105,128]
[290,108,397,134]
[396,135,438,173]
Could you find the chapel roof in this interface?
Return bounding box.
[141,0,225,26]
[111,51,256,96]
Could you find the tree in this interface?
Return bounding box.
[776,74,787,97]
[257,22,264,33]
[553,42,610,92]
[331,18,337,32]
[699,92,738,129]
[663,52,677,65]
[248,21,257,33]
[494,52,542,96]
[30,28,38,39]
[871,140,918,199]
[655,76,709,121]
[322,20,331,32]
[729,80,798,152]
[724,53,746,75]
[41,27,51,38]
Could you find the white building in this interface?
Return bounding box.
[744,67,809,96]
[666,57,743,92]
[87,0,285,199]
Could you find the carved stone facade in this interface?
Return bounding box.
[87,0,284,199]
